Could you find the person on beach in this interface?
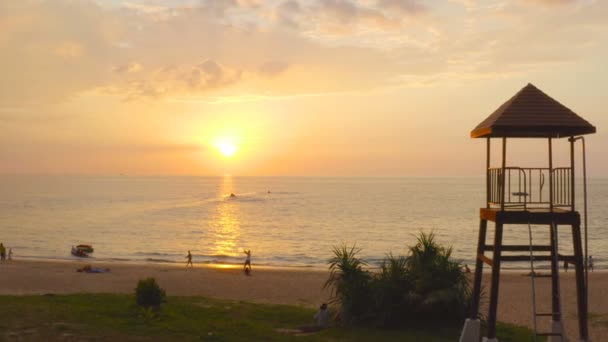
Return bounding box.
[77,265,110,273]
[314,303,330,328]
[564,260,569,272]
[463,264,471,273]
[0,243,5,261]
[588,256,594,272]
[8,248,12,261]
[243,249,252,271]
[186,250,193,268]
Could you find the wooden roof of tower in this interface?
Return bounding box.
[471,83,596,138]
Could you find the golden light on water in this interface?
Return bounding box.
[209,175,241,258]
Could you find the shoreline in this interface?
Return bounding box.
[9,255,605,273]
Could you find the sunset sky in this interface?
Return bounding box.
[1,0,606,176]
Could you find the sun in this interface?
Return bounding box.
[215,139,238,158]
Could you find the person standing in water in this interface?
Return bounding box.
[243,249,252,272]
[186,250,193,268]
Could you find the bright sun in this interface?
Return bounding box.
[215,139,238,157]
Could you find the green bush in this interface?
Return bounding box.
[324,244,372,326]
[371,253,412,326]
[406,232,471,321]
[325,232,471,328]
[135,278,166,308]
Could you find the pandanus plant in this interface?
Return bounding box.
[406,232,471,320]
[324,244,372,325]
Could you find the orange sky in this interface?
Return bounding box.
[1,0,606,176]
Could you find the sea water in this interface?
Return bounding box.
[0,175,606,269]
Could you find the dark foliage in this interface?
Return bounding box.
[135,278,166,308]
[324,244,372,325]
[326,232,471,328]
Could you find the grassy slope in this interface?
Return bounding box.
[0,294,533,341]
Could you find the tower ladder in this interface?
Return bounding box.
[527,221,566,341]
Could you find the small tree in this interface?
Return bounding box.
[135,278,166,308]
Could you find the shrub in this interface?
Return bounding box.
[135,278,166,308]
[406,232,471,321]
[371,253,412,327]
[324,244,372,325]
[325,232,471,328]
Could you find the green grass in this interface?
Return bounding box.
[0,294,534,341]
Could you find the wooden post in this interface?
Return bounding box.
[487,138,491,209]
[549,138,553,211]
[572,223,589,340]
[550,223,561,322]
[501,138,506,211]
[471,218,488,318]
[487,222,503,339]
[570,137,575,211]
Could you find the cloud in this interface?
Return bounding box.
[258,61,289,77]
[113,62,143,73]
[1,0,607,107]
[273,0,301,28]
[198,0,239,17]
[519,0,577,5]
[375,0,428,15]
[109,60,243,100]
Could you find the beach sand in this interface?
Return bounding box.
[1,260,607,340]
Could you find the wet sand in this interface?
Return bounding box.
[1,260,607,340]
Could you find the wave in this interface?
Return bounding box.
[134,252,174,257]
[144,258,177,263]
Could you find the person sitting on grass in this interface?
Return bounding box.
[297,303,331,333]
[314,303,330,328]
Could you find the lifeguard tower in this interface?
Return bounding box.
[459,84,595,342]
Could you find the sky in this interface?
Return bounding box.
[1,0,607,177]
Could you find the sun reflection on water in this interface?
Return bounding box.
[209,175,241,258]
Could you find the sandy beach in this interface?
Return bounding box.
[1,260,607,340]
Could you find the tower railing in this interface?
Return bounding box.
[487,167,572,210]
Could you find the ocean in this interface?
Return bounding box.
[1,175,606,270]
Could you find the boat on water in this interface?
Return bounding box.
[71,246,89,257]
[76,244,94,253]
[71,244,94,257]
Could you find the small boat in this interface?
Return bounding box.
[71,246,89,258]
[230,193,236,198]
[76,244,94,253]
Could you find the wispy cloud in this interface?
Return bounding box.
[1,0,607,107]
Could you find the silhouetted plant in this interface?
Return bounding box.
[325,232,471,327]
[135,277,166,308]
[406,232,471,320]
[371,253,412,327]
[324,244,372,325]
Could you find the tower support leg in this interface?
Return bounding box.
[471,219,488,318]
[550,223,561,323]
[460,219,487,342]
[572,223,589,341]
[487,222,503,339]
